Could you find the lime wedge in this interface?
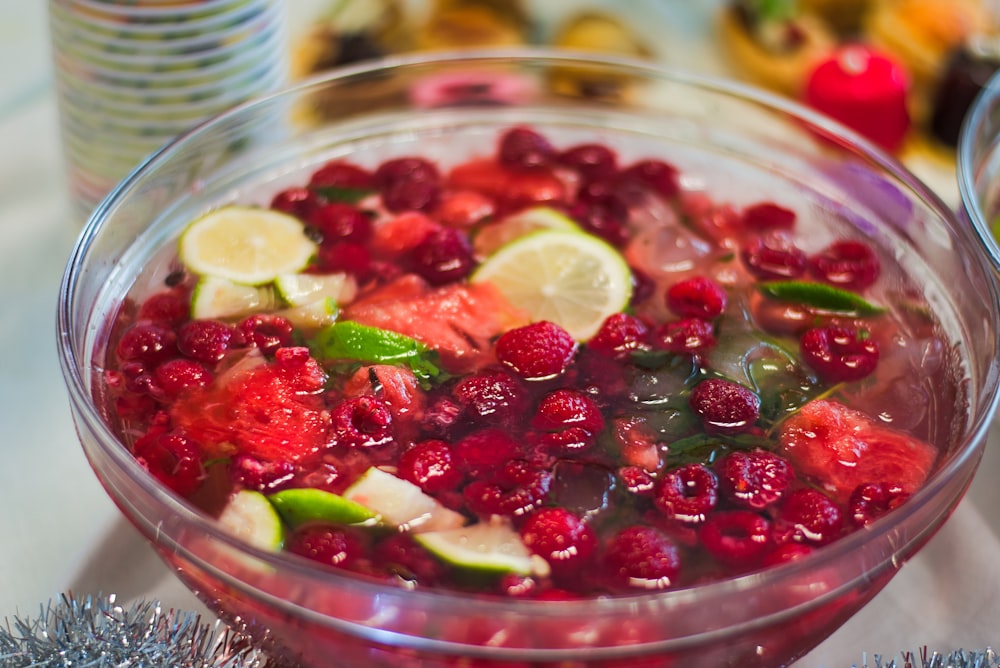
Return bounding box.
[472,206,580,257]
[275,272,357,307]
[757,280,886,316]
[276,297,339,330]
[471,229,633,340]
[191,275,277,320]
[415,518,550,577]
[178,206,318,285]
[268,487,379,528]
[312,320,441,381]
[343,467,466,532]
[217,489,284,551]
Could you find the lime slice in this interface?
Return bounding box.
[312,321,441,382]
[268,487,379,528]
[757,280,886,316]
[217,490,284,552]
[472,206,580,257]
[275,272,357,307]
[191,275,277,320]
[415,518,550,577]
[343,467,466,532]
[276,297,339,330]
[178,206,318,285]
[471,229,633,340]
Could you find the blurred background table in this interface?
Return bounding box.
[2,1,998,664]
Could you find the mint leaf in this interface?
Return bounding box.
[757,280,886,316]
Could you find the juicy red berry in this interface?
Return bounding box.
[453,369,527,424]
[588,313,650,360]
[329,396,394,449]
[699,510,772,568]
[602,525,681,589]
[775,488,844,545]
[316,242,373,280]
[666,276,727,320]
[374,533,447,584]
[116,323,177,365]
[420,396,462,437]
[619,466,656,496]
[454,428,522,475]
[308,202,373,244]
[406,227,474,285]
[800,325,879,383]
[374,157,441,213]
[153,358,212,397]
[558,143,618,181]
[532,388,605,434]
[809,239,880,290]
[137,290,189,327]
[231,454,295,492]
[716,449,793,510]
[287,524,366,570]
[618,159,680,199]
[762,542,815,566]
[133,428,204,497]
[398,439,462,493]
[742,202,796,231]
[237,314,294,354]
[463,459,552,517]
[177,319,237,363]
[569,201,629,247]
[653,463,719,524]
[630,266,656,305]
[498,126,556,170]
[652,318,716,356]
[521,507,597,575]
[741,234,807,280]
[689,379,760,435]
[495,321,578,381]
[273,346,327,392]
[308,160,375,194]
[271,186,322,220]
[848,482,910,527]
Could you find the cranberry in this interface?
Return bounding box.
[521,507,596,575]
[618,159,680,199]
[588,313,650,360]
[741,233,807,280]
[153,358,212,397]
[177,319,237,363]
[308,160,375,194]
[498,127,556,170]
[308,202,373,244]
[716,449,793,510]
[454,428,522,476]
[619,466,656,496]
[800,325,879,383]
[453,369,527,424]
[397,439,462,493]
[689,379,760,435]
[374,157,441,213]
[602,525,681,589]
[463,459,552,517]
[231,454,296,492]
[558,143,618,181]
[236,314,294,354]
[271,186,322,220]
[287,524,366,570]
[666,276,727,320]
[699,510,772,568]
[651,318,716,356]
[434,189,496,228]
[495,321,578,381]
[742,202,796,231]
[329,396,394,449]
[808,240,880,290]
[316,242,374,280]
[116,322,177,365]
[406,227,474,285]
[775,488,844,545]
[653,463,719,524]
[137,290,189,327]
[848,482,910,527]
[133,428,204,497]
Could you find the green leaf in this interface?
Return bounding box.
[312,185,375,204]
[311,320,441,382]
[757,280,886,316]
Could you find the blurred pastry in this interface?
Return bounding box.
[416,0,532,51]
[799,0,874,36]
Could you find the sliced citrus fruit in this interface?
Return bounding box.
[217,489,284,551]
[312,320,441,382]
[472,206,580,257]
[342,466,466,532]
[470,229,632,340]
[276,297,339,330]
[178,206,318,285]
[415,518,550,577]
[275,272,357,307]
[268,487,379,528]
[191,275,277,320]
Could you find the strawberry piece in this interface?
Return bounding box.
[778,399,937,504]
[371,211,441,258]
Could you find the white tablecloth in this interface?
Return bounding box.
[3,2,997,665]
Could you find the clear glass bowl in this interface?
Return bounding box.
[959,69,1000,271]
[58,50,1000,668]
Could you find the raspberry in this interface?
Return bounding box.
[316,242,373,280]
[800,325,879,384]
[133,426,204,497]
[137,290,189,327]
[463,459,552,517]
[774,488,844,545]
[618,159,680,199]
[329,396,394,449]
[716,449,793,510]
[452,369,527,425]
[741,202,796,231]
[651,318,716,356]
[808,240,880,290]
[602,525,681,589]
[231,454,296,493]
[272,346,328,392]
[308,202,373,245]
[588,313,650,360]
[453,428,522,475]
[629,266,656,306]
[762,542,814,567]
[177,319,238,364]
[848,482,910,527]
[287,524,367,570]
[374,533,447,584]
[420,395,462,437]
[618,466,656,496]
[557,143,618,181]
[495,321,578,381]
[698,510,772,568]
[116,322,177,365]
[406,227,474,285]
[498,126,556,170]
[309,160,375,192]
[153,358,212,398]
[653,463,719,524]
[741,233,807,280]
[397,439,462,493]
[374,157,441,213]
[270,186,322,220]
[531,388,605,434]
[236,314,294,354]
[665,276,727,320]
[569,200,629,247]
[689,379,760,435]
[520,507,596,576]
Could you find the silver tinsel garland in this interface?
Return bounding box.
[857,648,999,668]
[0,593,271,667]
